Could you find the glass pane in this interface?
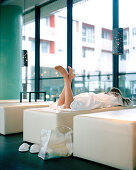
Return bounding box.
[40,1,67,74]
[40,79,64,101]
[73,74,113,96]
[73,0,112,95]
[119,74,136,104]
[119,0,136,101]
[40,1,67,100]
[22,11,35,99]
[119,0,136,73]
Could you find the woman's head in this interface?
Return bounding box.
[109,87,122,97]
[109,87,132,106]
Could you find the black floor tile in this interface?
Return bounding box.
[0,133,119,170]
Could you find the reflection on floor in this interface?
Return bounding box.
[0,133,119,170]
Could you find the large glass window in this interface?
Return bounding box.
[73,0,112,95]
[119,0,136,102]
[40,1,67,100]
[22,11,35,99]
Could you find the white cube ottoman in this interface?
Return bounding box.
[73,108,136,170]
[0,100,20,104]
[0,101,52,135]
[23,105,134,144]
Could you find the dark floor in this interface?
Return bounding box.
[0,133,119,170]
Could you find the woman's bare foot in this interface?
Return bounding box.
[54,65,68,78]
[68,66,75,82]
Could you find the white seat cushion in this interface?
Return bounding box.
[23,105,135,144]
[0,100,20,104]
[0,101,52,135]
[73,108,136,170]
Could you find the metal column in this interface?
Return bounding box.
[35,6,40,99]
[67,0,73,69]
[113,0,119,88]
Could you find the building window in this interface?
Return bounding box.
[43,17,50,27]
[132,27,136,36]
[102,29,111,40]
[30,39,35,51]
[73,20,79,32]
[41,41,49,53]
[133,46,136,50]
[123,28,129,45]
[82,48,86,58]
[120,50,129,60]
[82,47,94,58]
[82,24,94,43]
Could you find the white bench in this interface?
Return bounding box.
[0,101,52,135]
[0,100,20,104]
[73,108,136,170]
[23,105,135,144]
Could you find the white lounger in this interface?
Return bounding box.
[73,108,136,170]
[0,101,52,135]
[23,105,135,144]
[0,100,20,104]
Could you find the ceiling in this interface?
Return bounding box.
[0,0,54,12]
[0,0,83,13]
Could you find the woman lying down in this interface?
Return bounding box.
[50,65,133,111]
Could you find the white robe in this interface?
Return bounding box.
[70,92,123,111]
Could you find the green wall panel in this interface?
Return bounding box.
[0,5,22,99]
